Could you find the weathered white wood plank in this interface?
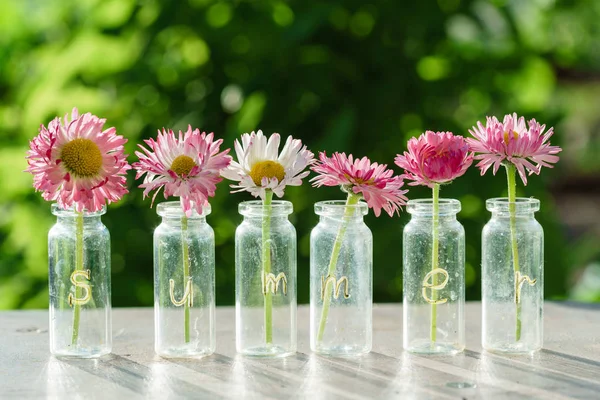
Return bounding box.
[0,303,598,399]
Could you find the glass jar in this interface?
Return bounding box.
[310,201,372,356]
[235,200,296,357]
[48,204,111,357]
[482,198,543,354]
[403,199,465,355]
[154,202,215,358]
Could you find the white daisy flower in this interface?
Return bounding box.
[221,130,314,200]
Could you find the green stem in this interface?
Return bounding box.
[316,193,361,344]
[430,184,440,343]
[262,190,274,344]
[506,164,522,341]
[181,216,191,343]
[71,212,84,346]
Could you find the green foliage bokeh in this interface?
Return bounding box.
[1,0,599,308]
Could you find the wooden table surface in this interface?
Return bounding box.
[1,302,599,399]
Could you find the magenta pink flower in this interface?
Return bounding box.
[467,113,562,185]
[310,152,408,217]
[394,131,473,188]
[26,108,130,213]
[133,126,231,217]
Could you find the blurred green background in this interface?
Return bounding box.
[1,0,599,309]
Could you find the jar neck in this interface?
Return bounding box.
[486,197,539,218]
[314,200,368,223]
[52,204,106,227]
[56,215,104,226]
[156,201,211,220]
[160,216,208,226]
[490,211,536,219]
[238,200,293,219]
[407,198,461,220]
[319,214,365,224]
[409,214,457,222]
[242,215,290,223]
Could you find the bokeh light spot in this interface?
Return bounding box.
[417,56,451,81]
[94,0,135,29]
[350,10,375,37]
[459,194,482,218]
[272,2,294,26]
[447,15,481,45]
[206,3,232,28]
[181,37,210,67]
[512,57,555,111]
[221,84,244,113]
[136,1,160,27]
[236,91,266,132]
[157,65,179,86]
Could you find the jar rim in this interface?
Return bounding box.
[486,197,540,213]
[156,201,211,218]
[239,200,293,216]
[51,204,107,217]
[315,200,368,216]
[406,198,461,215]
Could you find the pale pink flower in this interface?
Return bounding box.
[132,126,231,217]
[394,131,473,188]
[310,152,408,217]
[26,108,130,213]
[221,130,314,200]
[467,113,562,184]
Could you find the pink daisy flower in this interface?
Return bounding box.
[132,126,231,217]
[26,108,130,213]
[466,113,562,185]
[221,130,314,200]
[394,131,474,188]
[310,152,408,217]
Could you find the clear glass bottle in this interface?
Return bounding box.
[310,201,372,356]
[154,202,215,358]
[482,198,543,354]
[403,199,465,355]
[48,204,111,357]
[235,200,297,357]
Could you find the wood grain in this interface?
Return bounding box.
[0,302,598,399]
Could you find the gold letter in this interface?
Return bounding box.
[261,271,288,295]
[321,275,350,300]
[68,269,92,307]
[169,278,194,307]
[514,271,536,304]
[422,268,449,305]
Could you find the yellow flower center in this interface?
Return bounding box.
[347,174,372,185]
[249,160,285,185]
[60,138,103,178]
[503,130,519,145]
[171,155,197,176]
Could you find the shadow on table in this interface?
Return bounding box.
[46,354,219,398]
[43,347,600,399]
